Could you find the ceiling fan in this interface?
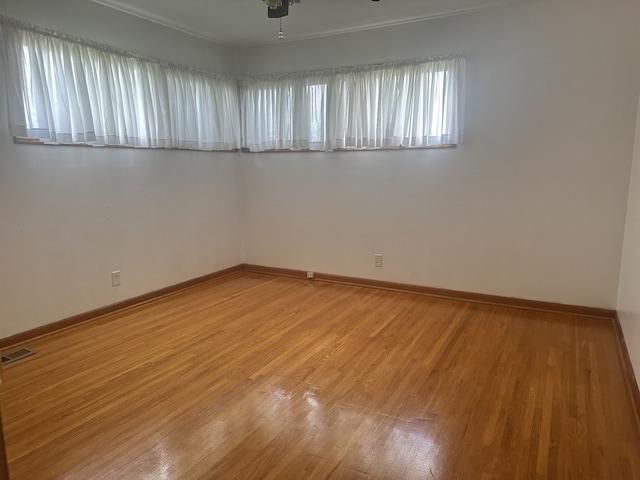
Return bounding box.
[261,0,301,18]
[261,0,379,19]
[261,0,378,40]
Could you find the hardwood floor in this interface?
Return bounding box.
[1,272,639,479]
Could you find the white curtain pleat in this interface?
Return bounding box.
[1,21,241,151]
[1,25,28,137]
[242,75,329,152]
[244,57,464,152]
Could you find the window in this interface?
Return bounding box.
[1,17,464,155]
[243,56,465,152]
[1,20,241,151]
[241,75,329,152]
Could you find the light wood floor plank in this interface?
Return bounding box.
[1,272,639,479]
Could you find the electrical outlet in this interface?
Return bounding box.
[306,271,314,279]
[374,254,383,267]
[111,270,121,287]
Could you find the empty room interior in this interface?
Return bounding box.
[2,0,640,478]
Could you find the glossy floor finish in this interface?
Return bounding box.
[1,273,639,479]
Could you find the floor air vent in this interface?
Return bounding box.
[1,348,36,365]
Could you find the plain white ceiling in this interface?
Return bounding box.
[91,0,523,46]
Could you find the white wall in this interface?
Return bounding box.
[0,0,242,338]
[618,99,640,386]
[3,0,640,341]
[239,1,640,309]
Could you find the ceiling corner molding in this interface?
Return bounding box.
[241,1,516,47]
[91,0,522,47]
[90,0,233,46]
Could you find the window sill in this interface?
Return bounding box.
[13,137,240,152]
[14,137,456,153]
[242,144,457,153]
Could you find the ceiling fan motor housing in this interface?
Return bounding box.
[263,0,301,18]
[267,2,289,18]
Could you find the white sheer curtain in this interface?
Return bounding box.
[1,18,241,150]
[331,58,464,150]
[243,56,465,152]
[1,16,463,154]
[242,74,329,152]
